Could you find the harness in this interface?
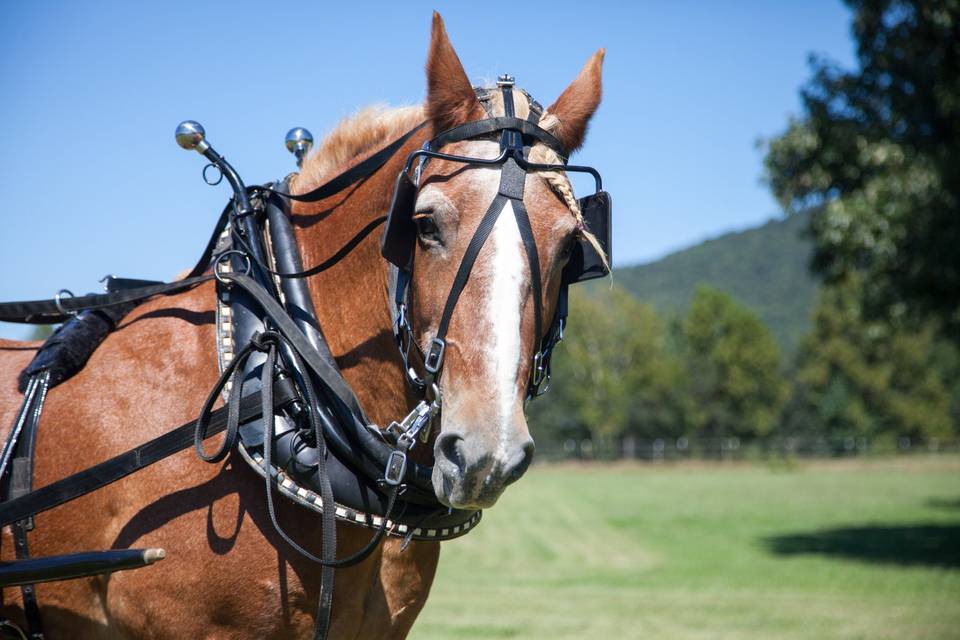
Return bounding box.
[0,77,611,640]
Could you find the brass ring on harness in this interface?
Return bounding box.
[213,250,252,285]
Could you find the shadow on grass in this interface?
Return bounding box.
[764,523,960,569]
[927,497,960,510]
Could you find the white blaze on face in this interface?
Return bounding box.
[456,141,527,453]
[424,140,540,507]
[486,199,525,453]
[426,140,530,465]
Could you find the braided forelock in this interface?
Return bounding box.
[530,111,610,272]
[480,86,610,272]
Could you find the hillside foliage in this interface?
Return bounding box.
[613,211,817,355]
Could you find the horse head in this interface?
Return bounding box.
[406,14,606,509]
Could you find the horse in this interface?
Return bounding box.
[0,12,605,638]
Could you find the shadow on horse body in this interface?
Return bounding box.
[0,13,605,639]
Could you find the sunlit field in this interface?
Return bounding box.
[412,456,960,640]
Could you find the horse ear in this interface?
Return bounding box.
[426,12,485,132]
[545,49,605,153]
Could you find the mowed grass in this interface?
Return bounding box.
[411,456,960,640]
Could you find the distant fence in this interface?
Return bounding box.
[533,435,960,462]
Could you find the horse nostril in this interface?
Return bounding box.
[504,439,535,484]
[436,432,467,476]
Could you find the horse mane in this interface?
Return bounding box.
[293,105,425,191]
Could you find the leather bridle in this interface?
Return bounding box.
[384,79,609,420]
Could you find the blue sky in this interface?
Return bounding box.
[0,1,854,339]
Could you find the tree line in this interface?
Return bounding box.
[527,281,959,457]
[528,0,960,458]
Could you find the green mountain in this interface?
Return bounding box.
[612,211,819,355]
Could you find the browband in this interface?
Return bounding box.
[428,116,567,159]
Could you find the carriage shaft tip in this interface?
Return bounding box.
[143,548,167,564]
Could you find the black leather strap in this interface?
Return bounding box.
[2,371,51,640]
[12,521,43,639]
[0,379,298,528]
[430,117,566,157]
[0,275,213,325]
[233,216,386,280]
[501,84,516,118]
[402,106,551,396]
[512,199,544,358]
[433,194,509,349]
[262,122,428,203]
[259,341,335,640]
[194,339,264,463]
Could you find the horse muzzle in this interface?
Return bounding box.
[431,428,535,509]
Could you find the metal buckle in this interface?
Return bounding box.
[423,338,446,375]
[386,400,436,448]
[384,450,407,486]
[421,383,442,443]
[532,372,551,397]
[414,142,430,186]
[531,351,546,387]
[383,394,442,486]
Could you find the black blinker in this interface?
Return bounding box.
[562,190,612,284]
[381,171,419,270]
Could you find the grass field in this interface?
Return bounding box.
[411,456,960,640]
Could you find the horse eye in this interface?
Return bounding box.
[560,236,577,262]
[415,215,442,244]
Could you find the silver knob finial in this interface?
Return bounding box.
[175,120,209,152]
[285,127,313,168]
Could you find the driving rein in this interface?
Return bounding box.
[0,78,611,640]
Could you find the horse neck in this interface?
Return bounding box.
[288,133,427,427]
